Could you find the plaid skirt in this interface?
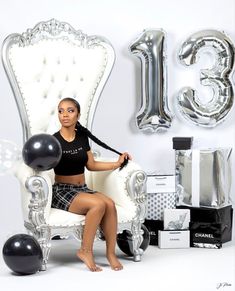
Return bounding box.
[52,183,97,211]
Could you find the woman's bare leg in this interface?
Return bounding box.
[68,193,106,272]
[95,193,123,271]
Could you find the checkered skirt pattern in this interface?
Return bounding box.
[52,183,97,211]
[146,192,177,220]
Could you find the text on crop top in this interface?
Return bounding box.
[53,131,90,175]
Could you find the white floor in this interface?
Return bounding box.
[0,237,234,291]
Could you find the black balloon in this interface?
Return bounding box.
[22,133,62,171]
[117,224,150,256]
[2,234,43,275]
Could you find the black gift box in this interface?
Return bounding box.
[190,222,222,248]
[144,220,164,245]
[172,137,193,150]
[177,205,233,243]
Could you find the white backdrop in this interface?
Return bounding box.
[0,0,235,238]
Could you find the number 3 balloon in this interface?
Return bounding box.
[130,29,173,132]
[177,30,235,127]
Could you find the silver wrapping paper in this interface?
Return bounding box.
[175,148,232,207]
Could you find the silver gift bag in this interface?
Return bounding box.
[175,148,232,208]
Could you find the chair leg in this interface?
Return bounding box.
[36,227,51,271]
[131,221,144,262]
[39,241,51,271]
[25,223,51,270]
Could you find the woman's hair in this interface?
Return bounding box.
[59,97,128,170]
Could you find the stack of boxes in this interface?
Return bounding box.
[144,173,176,245]
[144,137,233,249]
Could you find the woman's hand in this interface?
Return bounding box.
[116,152,132,170]
[117,152,132,166]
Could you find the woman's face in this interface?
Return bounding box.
[58,100,80,128]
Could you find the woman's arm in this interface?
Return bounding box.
[86,151,131,171]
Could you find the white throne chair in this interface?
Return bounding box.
[2,19,148,270]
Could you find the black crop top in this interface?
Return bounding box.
[53,131,90,176]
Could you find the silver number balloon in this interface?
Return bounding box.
[177,30,235,127]
[130,29,173,132]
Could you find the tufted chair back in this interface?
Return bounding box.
[2,18,115,141]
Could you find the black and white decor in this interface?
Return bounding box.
[145,138,233,249]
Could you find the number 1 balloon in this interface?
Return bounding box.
[129,29,173,132]
[177,30,235,127]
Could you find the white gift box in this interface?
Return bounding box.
[147,175,175,193]
[163,208,190,230]
[158,230,190,249]
[146,175,176,220]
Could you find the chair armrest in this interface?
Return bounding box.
[126,169,147,204]
[91,159,147,213]
[13,161,53,225]
[25,175,49,226]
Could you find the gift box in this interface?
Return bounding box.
[177,205,233,243]
[190,222,222,249]
[175,148,232,208]
[172,137,193,150]
[158,230,190,249]
[163,208,190,230]
[146,193,177,220]
[144,220,164,245]
[146,175,176,220]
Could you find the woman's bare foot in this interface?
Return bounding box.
[106,253,123,271]
[77,248,102,272]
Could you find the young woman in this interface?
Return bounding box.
[51,97,131,272]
